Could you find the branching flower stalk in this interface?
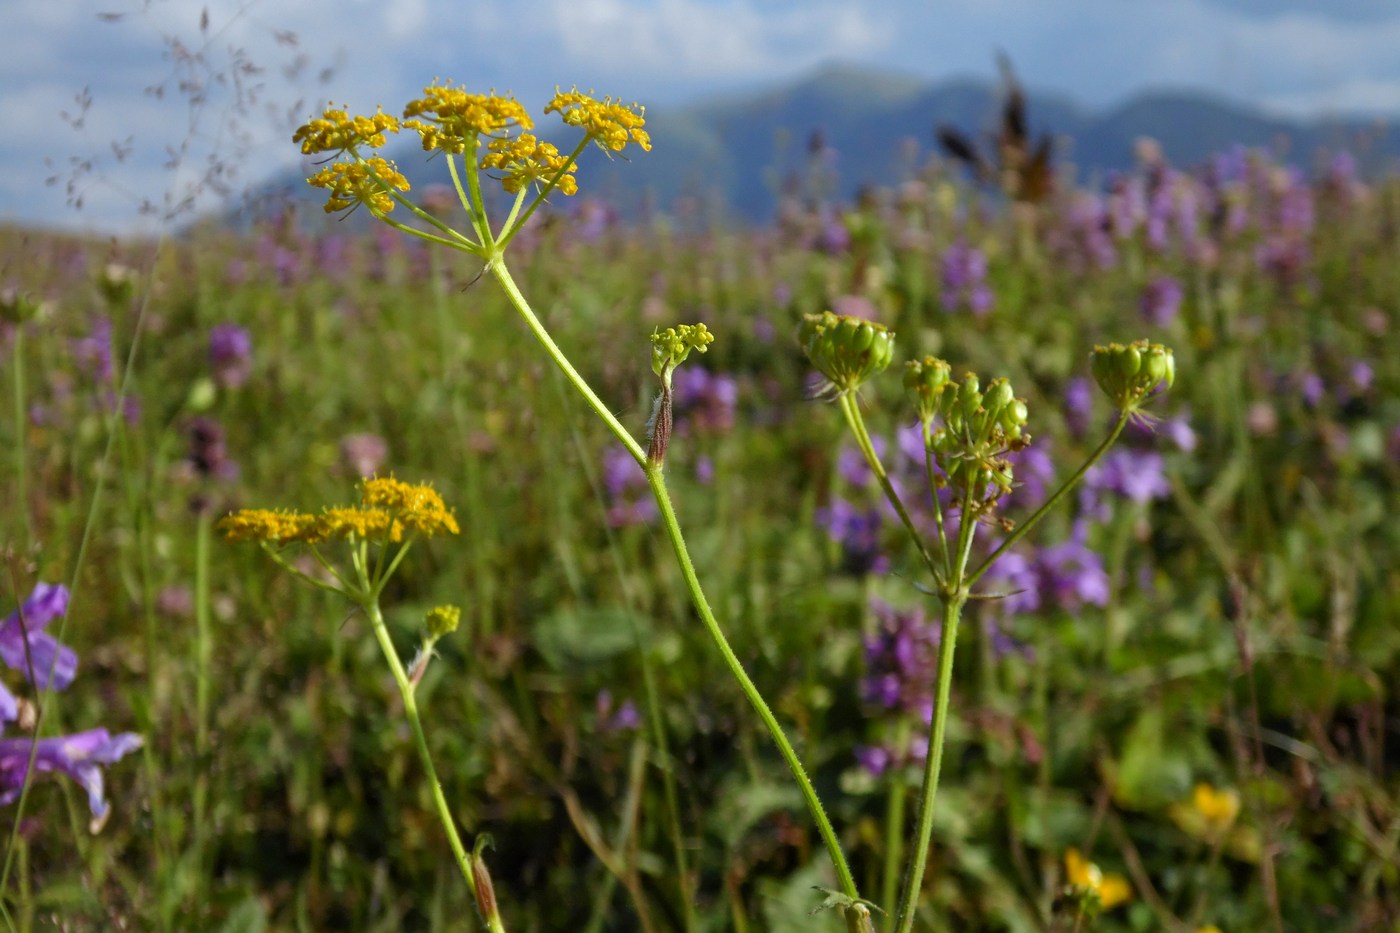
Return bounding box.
[219,478,505,933]
[799,315,1175,931]
[291,84,876,931]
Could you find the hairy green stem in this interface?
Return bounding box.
[645,465,870,933]
[364,600,505,933]
[488,259,646,464]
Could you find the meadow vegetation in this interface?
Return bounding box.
[0,87,1397,933]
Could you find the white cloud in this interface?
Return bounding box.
[10,0,1400,232]
[544,0,894,82]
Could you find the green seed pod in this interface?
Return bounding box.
[903,358,954,424]
[798,311,895,394]
[1000,398,1029,431]
[1091,340,1176,412]
[959,377,983,424]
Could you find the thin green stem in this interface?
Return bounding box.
[892,590,967,933]
[966,410,1130,589]
[192,510,213,865]
[497,138,591,251]
[837,393,942,584]
[644,464,871,933]
[880,718,911,929]
[363,600,505,933]
[488,259,646,464]
[11,327,30,548]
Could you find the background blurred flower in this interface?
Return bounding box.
[940,241,993,315]
[0,584,77,692]
[208,323,253,389]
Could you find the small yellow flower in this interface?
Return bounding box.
[359,477,460,537]
[1193,783,1241,832]
[217,509,325,544]
[293,105,400,155]
[425,605,461,639]
[545,87,650,153]
[317,506,398,542]
[1170,782,1242,842]
[1064,848,1132,910]
[479,134,578,196]
[306,158,410,214]
[402,82,532,154]
[1197,926,1224,933]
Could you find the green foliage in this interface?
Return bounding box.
[1,139,1398,931]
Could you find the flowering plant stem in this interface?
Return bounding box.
[838,390,1135,931]
[364,597,505,933]
[487,256,869,932]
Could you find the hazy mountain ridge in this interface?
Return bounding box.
[266,63,1400,226]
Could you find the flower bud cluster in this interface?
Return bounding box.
[650,323,714,380]
[1090,339,1175,413]
[905,356,1030,508]
[798,311,895,395]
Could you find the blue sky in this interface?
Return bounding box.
[5,0,1400,233]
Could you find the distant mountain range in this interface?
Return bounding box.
[265,63,1400,226]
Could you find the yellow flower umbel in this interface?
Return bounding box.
[293,81,651,256]
[222,478,498,925]
[307,158,411,215]
[479,134,578,196]
[293,105,401,155]
[219,476,459,598]
[546,87,651,154]
[403,82,532,153]
[1063,848,1132,913]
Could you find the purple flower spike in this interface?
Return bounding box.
[1140,275,1183,327]
[0,729,144,824]
[0,584,78,691]
[940,242,994,316]
[209,323,253,389]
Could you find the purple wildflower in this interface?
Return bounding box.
[1081,448,1172,519]
[595,690,642,733]
[985,533,1109,618]
[602,446,657,527]
[1345,360,1374,398]
[837,439,884,487]
[72,316,114,384]
[1140,275,1184,327]
[693,454,715,485]
[0,729,143,825]
[208,323,253,390]
[1299,372,1325,408]
[815,499,888,576]
[1037,537,1112,611]
[0,585,142,827]
[855,744,893,778]
[0,584,77,692]
[672,367,738,434]
[186,417,238,485]
[860,601,940,721]
[340,433,389,478]
[1006,443,1055,507]
[940,242,994,315]
[1064,377,1095,439]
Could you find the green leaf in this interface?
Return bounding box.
[532,606,647,671]
[217,896,268,933]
